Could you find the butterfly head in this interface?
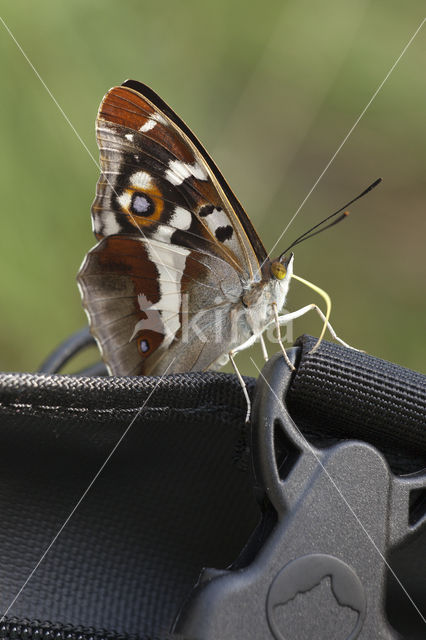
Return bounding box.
[270,252,294,283]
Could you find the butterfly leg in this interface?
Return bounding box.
[228,333,260,422]
[259,333,269,362]
[275,304,358,352]
[229,351,251,423]
[272,302,296,371]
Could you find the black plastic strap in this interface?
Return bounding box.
[37,328,98,375]
[286,335,426,473]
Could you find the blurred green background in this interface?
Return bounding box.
[0,0,424,377]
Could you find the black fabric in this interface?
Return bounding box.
[287,335,426,473]
[0,336,425,639]
[0,372,258,638]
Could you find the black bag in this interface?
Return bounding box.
[0,335,425,639]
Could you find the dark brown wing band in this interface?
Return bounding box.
[122,80,268,266]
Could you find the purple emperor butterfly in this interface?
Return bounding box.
[78,80,365,416]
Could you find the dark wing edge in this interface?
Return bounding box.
[122,79,269,268]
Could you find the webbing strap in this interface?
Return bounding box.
[287,335,426,472]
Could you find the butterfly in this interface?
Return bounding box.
[77,80,371,417]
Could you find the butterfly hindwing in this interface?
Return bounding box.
[78,234,243,375]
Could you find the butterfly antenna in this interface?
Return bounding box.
[288,211,349,249]
[279,178,382,258]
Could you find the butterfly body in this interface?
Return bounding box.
[77,80,294,377]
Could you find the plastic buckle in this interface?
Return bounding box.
[173,349,426,639]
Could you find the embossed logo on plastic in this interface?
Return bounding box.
[266,554,366,640]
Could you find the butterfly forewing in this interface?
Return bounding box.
[93,83,267,273]
[78,81,267,375]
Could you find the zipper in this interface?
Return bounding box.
[0,619,131,640]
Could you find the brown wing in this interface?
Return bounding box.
[78,235,244,375]
[92,81,267,279]
[78,81,266,375]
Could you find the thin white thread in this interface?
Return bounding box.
[0,17,99,170]
[0,16,176,284]
[250,356,426,626]
[213,1,369,225]
[262,17,426,271]
[0,358,176,620]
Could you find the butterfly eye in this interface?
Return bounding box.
[271,261,287,280]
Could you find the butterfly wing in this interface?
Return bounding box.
[78,234,245,375]
[78,81,267,375]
